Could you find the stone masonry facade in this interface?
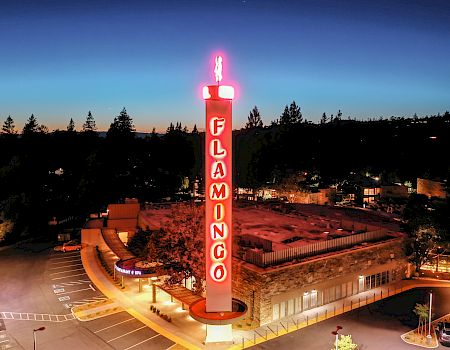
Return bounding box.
[232,238,407,326]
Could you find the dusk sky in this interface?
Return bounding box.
[1,0,449,132]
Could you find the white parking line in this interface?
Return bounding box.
[94,318,134,333]
[165,344,177,350]
[123,334,161,350]
[50,259,81,265]
[58,287,94,295]
[107,326,147,343]
[0,312,74,322]
[50,268,85,275]
[53,280,91,288]
[49,263,83,270]
[51,273,87,280]
[49,254,80,261]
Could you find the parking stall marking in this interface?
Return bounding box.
[49,263,83,270]
[49,254,81,262]
[57,287,96,295]
[51,273,87,280]
[106,326,147,343]
[122,334,161,350]
[52,280,91,288]
[50,268,85,276]
[94,318,135,333]
[50,252,80,258]
[49,259,81,265]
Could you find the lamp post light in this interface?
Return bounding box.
[427,291,433,344]
[331,325,343,350]
[33,326,45,350]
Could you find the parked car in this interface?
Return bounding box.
[437,322,450,347]
[62,240,81,252]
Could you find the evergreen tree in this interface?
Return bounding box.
[107,107,135,138]
[39,124,49,134]
[192,124,198,134]
[22,114,39,135]
[2,115,17,134]
[320,112,328,124]
[82,111,97,132]
[67,118,75,132]
[289,101,303,123]
[166,122,175,134]
[279,105,290,125]
[245,106,263,128]
[280,101,302,125]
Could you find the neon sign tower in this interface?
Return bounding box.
[190,55,246,344]
[203,56,234,312]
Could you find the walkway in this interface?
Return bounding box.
[81,237,450,350]
[0,312,75,322]
[101,228,135,260]
[230,278,450,349]
[81,244,204,349]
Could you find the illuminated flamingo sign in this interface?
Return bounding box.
[204,55,234,312]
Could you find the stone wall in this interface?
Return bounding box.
[233,238,407,326]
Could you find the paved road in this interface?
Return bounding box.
[0,244,175,350]
[250,287,450,349]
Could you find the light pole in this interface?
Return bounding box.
[33,326,45,350]
[427,291,433,344]
[332,325,343,350]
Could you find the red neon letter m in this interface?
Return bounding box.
[210,183,228,200]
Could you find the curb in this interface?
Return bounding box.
[80,246,202,350]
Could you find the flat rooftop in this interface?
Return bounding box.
[140,202,401,252]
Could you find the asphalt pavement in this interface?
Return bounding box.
[250,287,450,350]
[0,244,175,350]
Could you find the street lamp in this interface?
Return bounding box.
[427,291,433,344]
[331,325,343,350]
[33,326,45,350]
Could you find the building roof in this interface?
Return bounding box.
[140,203,401,251]
[107,203,140,220]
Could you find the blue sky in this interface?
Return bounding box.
[0,0,449,132]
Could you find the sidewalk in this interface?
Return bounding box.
[81,245,210,349]
[81,244,450,350]
[231,278,450,349]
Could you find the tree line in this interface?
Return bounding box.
[0,108,199,243]
[1,104,449,243]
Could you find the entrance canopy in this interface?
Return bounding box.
[158,284,204,307]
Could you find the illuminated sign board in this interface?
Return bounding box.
[115,265,142,276]
[204,56,234,312]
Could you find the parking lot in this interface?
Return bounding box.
[0,246,176,350]
[47,250,175,350]
[47,250,108,311]
[84,311,175,350]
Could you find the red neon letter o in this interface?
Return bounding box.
[210,263,227,282]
